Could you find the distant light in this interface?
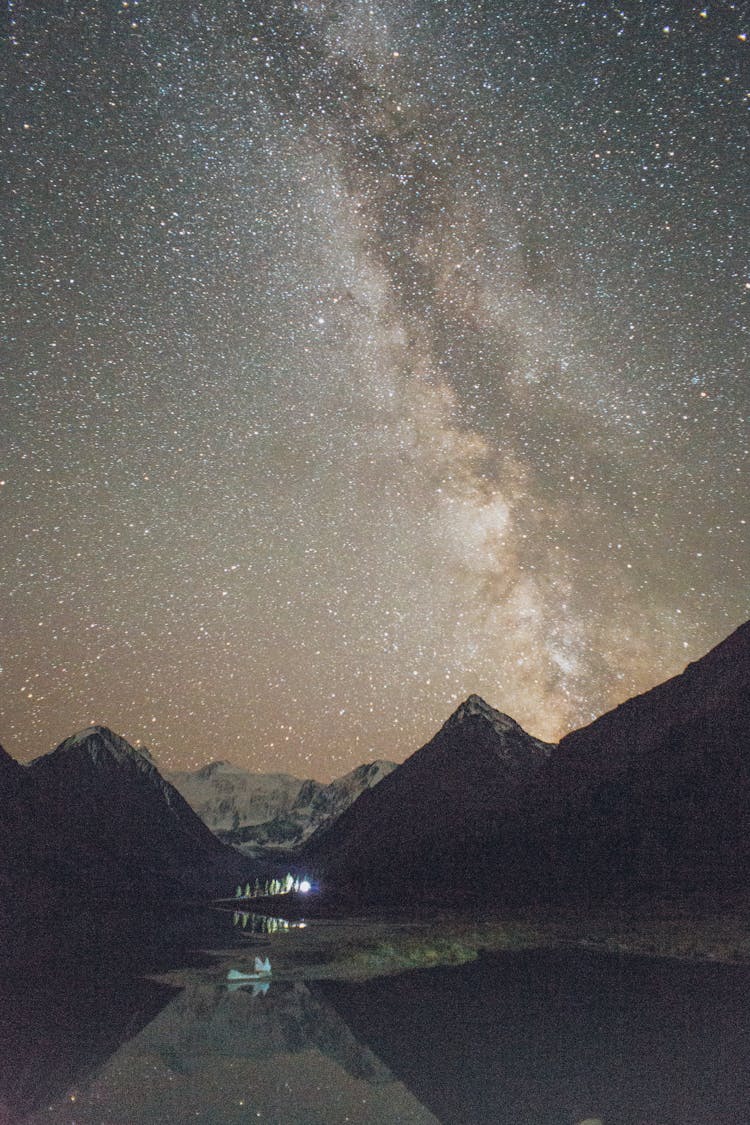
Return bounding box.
[299,880,311,893]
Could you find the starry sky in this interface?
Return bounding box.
[2,0,748,778]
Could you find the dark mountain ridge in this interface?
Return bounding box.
[0,742,36,898]
[520,620,750,900]
[304,694,554,903]
[1,726,253,920]
[28,725,223,851]
[3,621,748,926]
[0,741,26,787]
[306,622,750,908]
[554,620,749,775]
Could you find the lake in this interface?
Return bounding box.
[1,910,749,1124]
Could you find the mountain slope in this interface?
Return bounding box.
[304,695,553,903]
[0,741,26,788]
[305,623,750,908]
[27,726,252,899]
[521,620,750,899]
[165,762,310,833]
[167,758,396,854]
[0,742,34,893]
[300,760,396,826]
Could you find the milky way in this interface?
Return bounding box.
[2,1,748,776]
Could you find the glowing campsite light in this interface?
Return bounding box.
[299,880,311,893]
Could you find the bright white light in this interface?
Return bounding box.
[299,880,311,893]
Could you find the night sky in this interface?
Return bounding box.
[2,1,748,777]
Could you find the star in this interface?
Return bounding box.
[0,0,746,776]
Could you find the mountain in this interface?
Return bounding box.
[0,742,34,893]
[304,695,553,904]
[0,741,26,788]
[302,761,396,828]
[305,622,750,908]
[226,760,396,852]
[519,620,750,901]
[0,742,28,816]
[164,762,310,834]
[25,726,252,901]
[4,619,747,932]
[167,759,396,855]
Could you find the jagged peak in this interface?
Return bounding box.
[34,725,156,771]
[0,741,25,778]
[68,724,114,743]
[447,694,521,733]
[189,761,302,782]
[68,725,145,751]
[331,760,397,787]
[195,760,235,779]
[442,695,554,758]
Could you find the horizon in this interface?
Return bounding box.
[5,616,746,779]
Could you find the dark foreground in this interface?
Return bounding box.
[1,902,750,1124]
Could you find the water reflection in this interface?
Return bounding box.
[226,977,271,996]
[13,976,436,1125]
[0,973,178,1122]
[320,948,750,1125]
[3,937,750,1124]
[232,910,307,934]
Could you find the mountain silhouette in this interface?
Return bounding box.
[306,622,750,908]
[304,695,553,905]
[0,726,254,969]
[520,620,750,901]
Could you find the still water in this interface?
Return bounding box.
[1,912,749,1124]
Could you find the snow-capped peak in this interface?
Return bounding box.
[447,694,522,737]
[442,695,554,760]
[194,760,236,780]
[49,726,155,770]
[67,724,111,744]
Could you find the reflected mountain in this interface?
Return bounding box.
[0,905,272,1122]
[18,971,437,1125]
[319,948,750,1125]
[0,973,178,1122]
[8,935,750,1124]
[1,901,255,979]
